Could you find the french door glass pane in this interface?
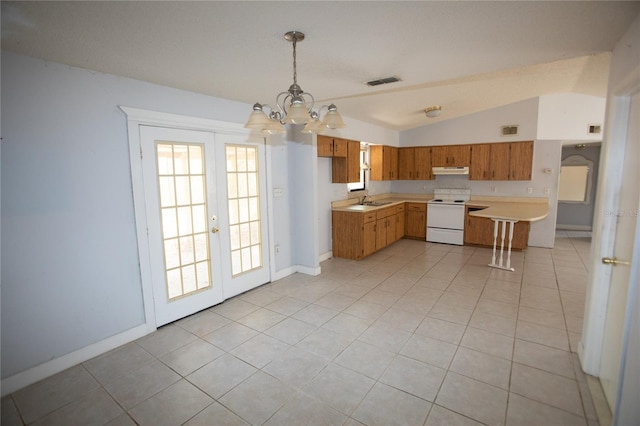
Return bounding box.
[156,142,212,300]
[226,145,263,276]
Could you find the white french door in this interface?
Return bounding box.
[214,133,271,299]
[140,126,269,326]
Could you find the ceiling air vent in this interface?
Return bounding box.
[588,124,602,134]
[501,125,519,136]
[365,76,401,87]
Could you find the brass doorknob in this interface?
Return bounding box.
[602,257,630,266]
[211,227,219,234]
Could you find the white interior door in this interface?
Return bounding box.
[141,126,224,326]
[599,89,640,415]
[214,133,271,299]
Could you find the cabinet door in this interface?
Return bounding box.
[384,146,398,180]
[414,147,432,180]
[490,143,511,180]
[510,141,533,180]
[470,144,491,180]
[369,145,384,181]
[395,212,405,240]
[398,147,415,180]
[431,146,447,167]
[346,140,361,182]
[386,216,397,244]
[317,135,334,157]
[405,204,427,239]
[464,214,493,245]
[375,218,388,250]
[332,138,348,157]
[450,145,471,166]
[363,221,377,257]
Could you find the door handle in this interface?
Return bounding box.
[602,257,630,266]
[211,227,220,234]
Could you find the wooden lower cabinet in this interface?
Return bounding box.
[375,206,398,250]
[363,219,377,257]
[395,203,405,240]
[404,202,427,239]
[464,206,530,250]
[332,204,405,260]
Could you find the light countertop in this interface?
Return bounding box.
[332,193,549,222]
[466,198,549,222]
[331,194,430,212]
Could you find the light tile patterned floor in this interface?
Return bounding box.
[2,232,599,425]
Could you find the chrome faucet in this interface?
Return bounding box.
[359,195,368,205]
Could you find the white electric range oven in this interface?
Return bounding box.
[426,189,471,245]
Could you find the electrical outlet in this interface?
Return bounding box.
[275,245,280,254]
[491,186,497,193]
[544,187,550,195]
[527,187,533,194]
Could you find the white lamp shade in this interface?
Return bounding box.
[321,109,346,129]
[301,119,322,134]
[263,120,286,134]
[244,109,272,129]
[283,102,312,124]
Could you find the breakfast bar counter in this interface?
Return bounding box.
[467,197,549,271]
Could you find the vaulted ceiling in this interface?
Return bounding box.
[2,1,638,130]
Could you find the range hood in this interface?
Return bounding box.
[432,166,469,175]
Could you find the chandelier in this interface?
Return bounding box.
[244,31,346,135]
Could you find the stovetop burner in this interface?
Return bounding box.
[428,188,471,205]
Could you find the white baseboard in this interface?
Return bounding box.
[556,224,593,231]
[1,323,153,396]
[272,266,298,281]
[319,251,333,263]
[271,263,322,281]
[296,264,322,276]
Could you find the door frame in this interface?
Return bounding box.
[579,59,639,410]
[120,106,275,330]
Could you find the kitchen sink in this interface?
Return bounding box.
[362,201,393,206]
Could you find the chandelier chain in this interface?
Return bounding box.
[292,37,297,86]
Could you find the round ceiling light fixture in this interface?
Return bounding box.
[424,105,442,118]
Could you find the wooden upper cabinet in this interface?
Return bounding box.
[469,141,533,181]
[490,143,511,180]
[398,148,415,180]
[370,145,398,181]
[317,135,347,157]
[398,146,433,180]
[509,141,533,180]
[332,140,361,183]
[431,145,471,167]
[470,144,491,180]
[388,146,398,180]
[414,147,433,180]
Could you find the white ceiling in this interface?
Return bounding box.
[2,1,638,131]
